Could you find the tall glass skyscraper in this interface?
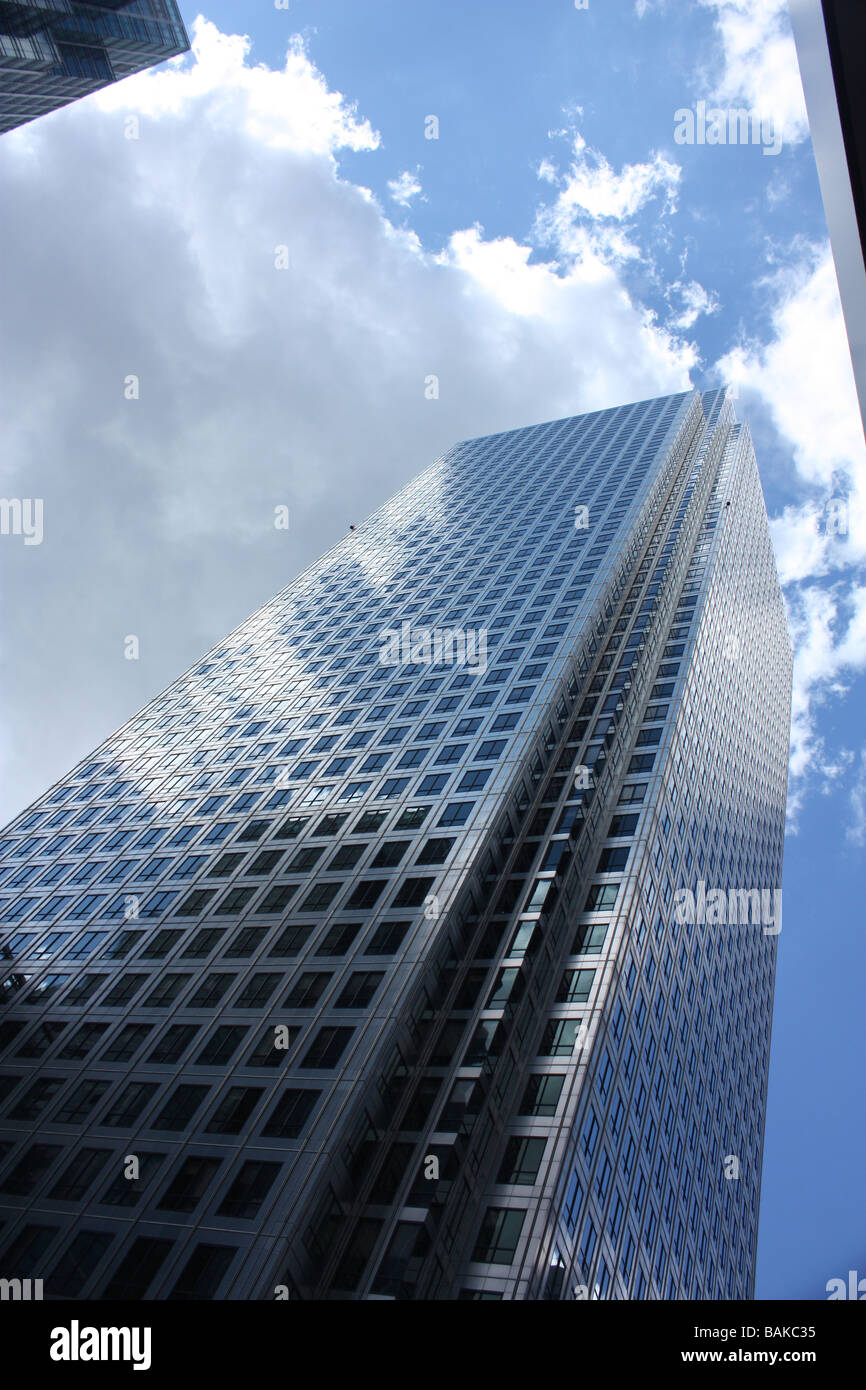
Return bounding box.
[0,388,791,1301]
[0,1,189,135]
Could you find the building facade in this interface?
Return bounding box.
[0,389,792,1300]
[0,1,189,135]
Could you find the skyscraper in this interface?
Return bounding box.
[0,1,189,136]
[0,388,791,1301]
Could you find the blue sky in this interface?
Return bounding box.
[1,0,864,1298]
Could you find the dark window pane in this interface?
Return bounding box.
[167,1243,236,1300]
[100,1237,174,1299]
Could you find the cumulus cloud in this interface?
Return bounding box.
[538,133,680,227]
[531,132,685,286]
[91,19,379,155]
[666,278,721,331]
[717,242,866,825]
[0,17,697,824]
[387,169,423,207]
[784,584,863,824]
[697,0,810,147]
[721,249,865,577]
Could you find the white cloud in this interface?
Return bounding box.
[716,243,866,591]
[533,134,683,277]
[388,168,423,207]
[666,278,721,330]
[716,240,866,828]
[697,0,809,148]
[784,584,865,821]
[541,133,681,223]
[720,248,864,496]
[769,503,829,587]
[91,18,379,155]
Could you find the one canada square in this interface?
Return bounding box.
[0,388,791,1301]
